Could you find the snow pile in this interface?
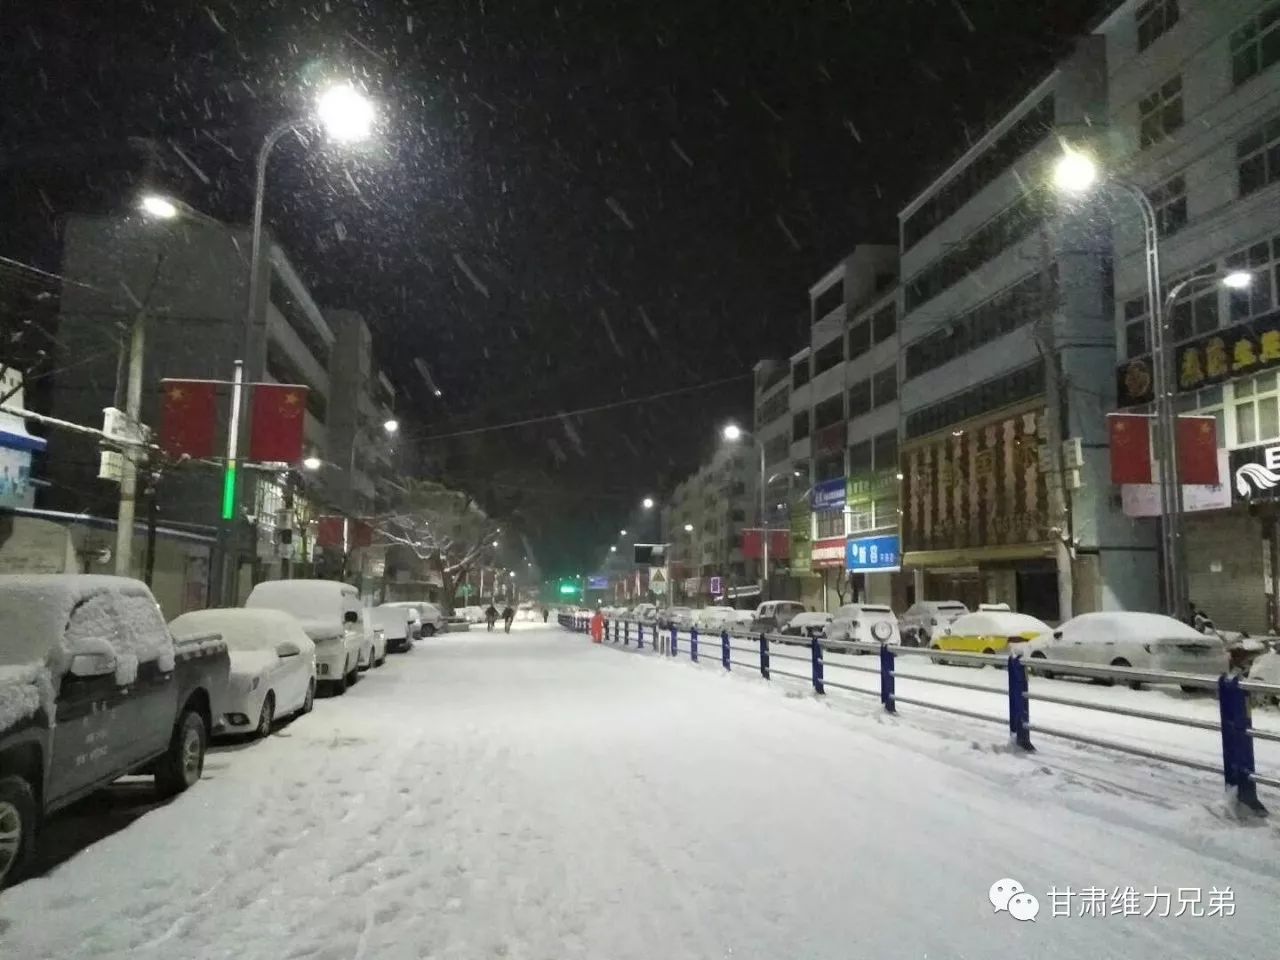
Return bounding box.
[171,607,308,655]
[0,664,54,734]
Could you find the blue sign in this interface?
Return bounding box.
[587,575,609,590]
[846,534,901,573]
[811,477,846,512]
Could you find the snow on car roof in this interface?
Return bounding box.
[170,607,307,653]
[833,604,893,618]
[949,611,1050,637]
[245,579,355,619]
[788,612,832,627]
[0,574,155,668]
[1060,611,1204,642]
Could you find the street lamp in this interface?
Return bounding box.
[683,523,693,533]
[383,418,400,435]
[721,421,770,599]
[610,545,618,552]
[642,497,655,510]
[492,540,499,548]
[316,83,376,142]
[302,455,323,471]
[139,194,179,220]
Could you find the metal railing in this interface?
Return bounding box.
[556,615,1280,815]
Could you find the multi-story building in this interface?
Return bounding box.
[896,36,1152,622]
[50,213,397,603]
[1101,0,1280,631]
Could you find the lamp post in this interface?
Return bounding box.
[1053,147,1251,617]
[722,422,769,600]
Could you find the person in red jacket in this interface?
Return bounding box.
[590,610,604,644]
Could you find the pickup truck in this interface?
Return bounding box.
[0,575,229,889]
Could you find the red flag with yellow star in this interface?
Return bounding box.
[1176,415,1219,486]
[249,384,308,463]
[160,380,217,459]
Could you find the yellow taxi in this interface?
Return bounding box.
[931,607,1052,662]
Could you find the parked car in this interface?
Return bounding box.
[932,610,1049,663]
[750,600,806,635]
[170,608,316,737]
[0,575,230,888]
[632,603,659,624]
[897,600,969,647]
[659,607,695,630]
[459,605,486,624]
[245,580,368,692]
[1018,612,1228,688]
[1248,644,1280,704]
[826,604,901,647]
[779,612,832,642]
[370,604,418,653]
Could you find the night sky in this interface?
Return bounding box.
[1,0,1107,576]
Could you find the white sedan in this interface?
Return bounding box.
[1019,611,1228,688]
[170,608,316,738]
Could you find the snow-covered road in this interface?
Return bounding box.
[3,625,1279,959]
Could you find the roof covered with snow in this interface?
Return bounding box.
[948,611,1051,638]
[245,579,357,623]
[170,607,310,654]
[0,574,157,668]
[1060,612,1204,643]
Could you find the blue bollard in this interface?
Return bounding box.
[637,623,644,650]
[759,633,770,680]
[671,625,678,657]
[1007,655,1033,750]
[690,627,699,662]
[624,621,630,646]
[810,636,825,695]
[880,643,896,714]
[721,629,730,670]
[1219,675,1267,814]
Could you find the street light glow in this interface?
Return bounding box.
[619,529,627,536]
[1223,271,1254,290]
[139,194,179,220]
[722,423,743,442]
[302,456,322,471]
[610,545,617,552]
[492,540,499,547]
[383,418,400,434]
[1051,149,1099,195]
[683,523,693,533]
[642,497,655,510]
[316,83,375,142]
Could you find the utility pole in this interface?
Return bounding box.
[114,303,147,577]
[1039,227,1074,621]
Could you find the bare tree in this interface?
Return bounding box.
[373,479,502,612]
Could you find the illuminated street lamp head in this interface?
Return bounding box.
[642,497,655,510]
[683,523,694,533]
[491,540,499,548]
[508,571,516,578]
[382,418,400,434]
[619,529,627,537]
[722,423,743,442]
[139,194,179,220]
[1223,271,1254,290]
[302,456,322,471]
[1051,149,1099,195]
[610,545,618,552]
[316,83,375,142]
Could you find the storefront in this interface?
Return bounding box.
[0,370,45,509]
[788,502,822,610]
[901,405,1060,621]
[811,535,849,611]
[846,465,905,608]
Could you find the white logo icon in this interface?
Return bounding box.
[1235,462,1280,497]
[989,878,1024,912]
[990,878,1040,922]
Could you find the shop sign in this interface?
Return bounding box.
[587,575,609,589]
[1117,307,1280,407]
[683,577,700,594]
[1231,443,1280,502]
[846,533,901,573]
[709,576,723,596]
[1121,451,1231,515]
[0,369,45,509]
[811,536,847,569]
[811,477,846,512]
[847,468,898,506]
[901,408,1048,553]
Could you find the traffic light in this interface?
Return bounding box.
[558,581,580,596]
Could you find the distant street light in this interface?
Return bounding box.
[642,497,655,510]
[619,528,627,536]
[683,523,693,533]
[719,422,769,598]
[139,194,179,220]
[383,418,400,434]
[610,545,617,552]
[1223,271,1254,290]
[721,423,743,442]
[302,456,323,471]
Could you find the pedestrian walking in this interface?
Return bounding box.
[541,606,549,623]
[502,604,515,633]
[485,603,498,632]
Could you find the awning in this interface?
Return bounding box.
[902,541,1055,568]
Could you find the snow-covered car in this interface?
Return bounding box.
[632,603,659,624]
[170,608,317,738]
[516,602,537,622]
[897,600,969,647]
[1248,645,1280,704]
[826,604,901,647]
[779,612,832,643]
[245,580,367,692]
[0,575,230,888]
[932,610,1049,664]
[459,605,486,624]
[659,607,695,630]
[750,600,806,634]
[1018,612,1228,688]
[371,603,420,653]
[693,607,733,631]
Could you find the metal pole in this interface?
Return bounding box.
[114,302,147,576]
[759,441,769,600]
[220,360,245,603]
[1037,227,1073,621]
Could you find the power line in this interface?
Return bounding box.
[410,372,752,442]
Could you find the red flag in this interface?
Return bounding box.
[249,384,308,463]
[160,380,217,459]
[316,517,344,548]
[352,520,374,548]
[741,529,763,559]
[1108,413,1152,484]
[1177,416,1219,485]
[768,529,791,559]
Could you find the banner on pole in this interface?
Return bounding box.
[249,384,308,464]
[160,381,217,459]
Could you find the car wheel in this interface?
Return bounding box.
[255,692,275,739]
[155,709,207,798]
[0,776,36,890]
[1029,651,1054,680]
[302,678,316,714]
[1110,657,1140,690]
[375,654,386,668]
[331,664,348,695]
[423,624,437,638]
[346,658,360,686]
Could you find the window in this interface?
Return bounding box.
[815,453,844,483]
[872,365,897,408]
[270,272,332,370]
[814,283,844,322]
[1167,264,1219,342]
[730,508,746,523]
[1237,116,1280,197]
[792,410,811,441]
[1175,385,1225,449]
[904,272,1048,379]
[756,387,789,428]
[847,500,875,534]
[902,96,1054,251]
[873,497,900,530]
[1139,75,1183,148]
[1225,235,1279,323]
[1124,296,1149,358]
[847,379,871,419]
[1150,174,1187,237]
[813,337,844,376]
[1137,0,1179,52]
[871,303,897,344]
[904,191,1044,311]
[1231,2,1280,88]
[792,356,811,389]
[848,439,873,476]
[873,429,898,471]
[1233,371,1280,446]
[904,362,1044,440]
[814,394,844,430]
[815,509,845,539]
[729,481,747,497]
[764,434,790,466]
[847,321,870,360]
